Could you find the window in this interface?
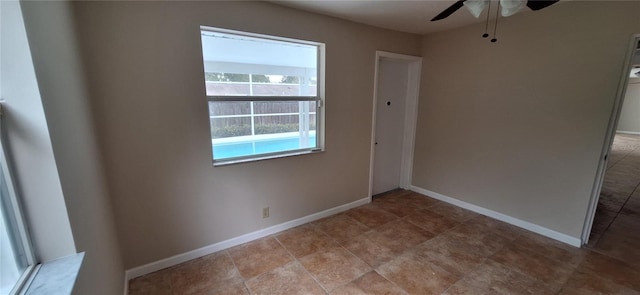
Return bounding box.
[200,27,325,165]
[0,105,36,295]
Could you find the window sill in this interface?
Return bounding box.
[213,149,323,167]
[23,252,84,295]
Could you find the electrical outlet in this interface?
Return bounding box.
[262,207,269,218]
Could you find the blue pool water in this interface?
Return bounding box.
[213,135,317,160]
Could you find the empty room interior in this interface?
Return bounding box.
[1,0,640,294]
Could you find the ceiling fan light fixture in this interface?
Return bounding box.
[464,0,527,19]
[430,0,559,43]
[463,0,489,18]
[500,0,526,16]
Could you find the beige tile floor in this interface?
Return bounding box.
[129,187,640,294]
[587,133,640,270]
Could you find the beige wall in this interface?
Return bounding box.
[20,1,124,294]
[414,1,640,239]
[71,1,420,268]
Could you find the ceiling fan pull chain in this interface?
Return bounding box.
[482,0,491,38]
[491,0,500,42]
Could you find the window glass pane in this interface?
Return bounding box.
[209,100,317,161]
[253,101,299,114]
[255,115,299,135]
[251,83,299,96]
[210,117,252,139]
[201,30,317,97]
[204,74,318,97]
[208,101,250,116]
[309,114,317,130]
[205,72,249,82]
[205,75,250,96]
[202,27,323,163]
[1,165,27,295]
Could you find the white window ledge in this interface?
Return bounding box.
[24,252,84,295]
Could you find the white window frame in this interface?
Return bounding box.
[0,104,37,295]
[200,26,325,165]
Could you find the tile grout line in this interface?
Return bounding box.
[444,220,494,290]
[485,252,566,293]
[575,135,640,284]
[596,171,640,247]
[564,247,639,292]
[438,220,523,294]
[338,195,423,294]
[438,257,491,295]
[590,135,640,246]
[420,210,518,293]
[336,195,418,294]
[464,227,576,294]
[370,269,410,295]
[374,203,488,294]
[349,201,413,293]
[223,249,251,294]
[328,211,396,292]
[331,193,434,294]
[606,136,640,170]
[273,233,331,294]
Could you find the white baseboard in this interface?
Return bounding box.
[123,196,370,289]
[409,186,582,247]
[616,131,640,135]
[124,186,584,292]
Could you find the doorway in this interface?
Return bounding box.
[583,35,640,251]
[369,52,422,198]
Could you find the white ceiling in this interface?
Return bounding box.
[270,0,561,35]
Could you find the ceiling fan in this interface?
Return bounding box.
[431,0,559,42]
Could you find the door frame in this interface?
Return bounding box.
[368,51,422,200]
[581,34,640,245]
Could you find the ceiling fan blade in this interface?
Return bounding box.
[431,0,467,21]
[526,0,559,11]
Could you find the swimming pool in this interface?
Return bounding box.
[213,133,317,160]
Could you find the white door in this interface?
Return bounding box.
[372,59,409,195]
